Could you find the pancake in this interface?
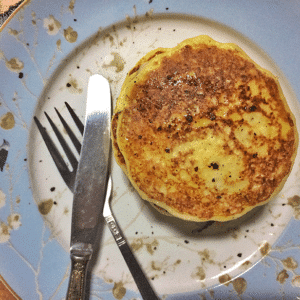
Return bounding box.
[112,35,298,222]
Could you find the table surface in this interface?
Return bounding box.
[0,0,26,30]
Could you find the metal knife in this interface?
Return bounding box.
[66,74,111,300]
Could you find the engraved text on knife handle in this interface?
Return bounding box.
[66,247,92,300]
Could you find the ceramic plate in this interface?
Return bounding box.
[1,1,300,299]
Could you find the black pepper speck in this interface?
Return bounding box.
[209,113,216,120]
[185,115,193,123]
[209,162,219,170]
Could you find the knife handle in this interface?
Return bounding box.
[66,252,91,300]
[105,215,160,300]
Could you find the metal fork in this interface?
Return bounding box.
[34,102,160,300]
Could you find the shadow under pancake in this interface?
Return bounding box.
[146,200,266,239]
[119,169,267,239]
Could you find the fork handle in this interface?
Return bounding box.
[66,253,90,300]
[105,215,160,300]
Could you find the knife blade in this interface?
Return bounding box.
[66,74,111,300]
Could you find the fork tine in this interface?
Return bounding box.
[65,102,84,135]
[33,116,73,185]
[54,108,81,154]
[44,111,78,171]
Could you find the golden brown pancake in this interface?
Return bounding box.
[112,35,298,222]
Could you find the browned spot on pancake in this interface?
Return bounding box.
[129,50,166,76]
[128,65,140,76]
[146,50,165,62]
